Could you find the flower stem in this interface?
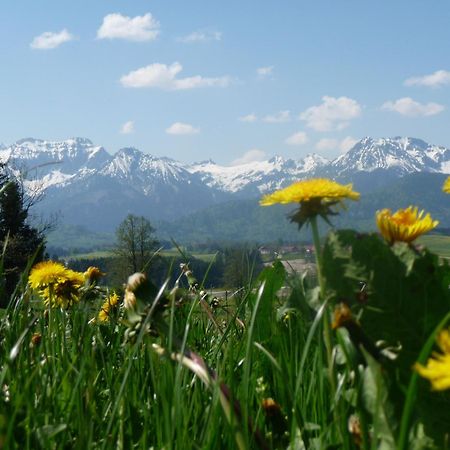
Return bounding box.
[310,217,336,397]
[310,216,323,287]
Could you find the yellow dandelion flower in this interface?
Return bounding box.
[84,266,105,284]
[443,176,450,194]
[414,329,450,391]
[260,178,360,206]
[260,178,360,228]
[29,261,85,308]
[42,271,84,308]
[98,292,120,322]
[376,206,438,245]
[28,261,69,290]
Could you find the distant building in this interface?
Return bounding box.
[259,246,272,255]
[279,245,300,254]
[304,245,315,254]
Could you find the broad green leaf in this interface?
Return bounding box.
[322,230,450,443]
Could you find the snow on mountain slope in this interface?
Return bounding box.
[330,137,450,175]
[0,137,111,177]
[100,147,195,195]
[188,154,329,194]
[2,136,450,229]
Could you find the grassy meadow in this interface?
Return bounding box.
[2,183,450,449]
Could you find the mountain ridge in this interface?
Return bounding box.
[1,136,449,231]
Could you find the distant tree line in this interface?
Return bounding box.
[67,216,264,291]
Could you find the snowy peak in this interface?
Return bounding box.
[331,136,450,175]
[2,135,450,201]
[1,135,450,230]
[102,147,187,181]
[300,153,329,171]
[188,153,330,194]
[0,137,111,175]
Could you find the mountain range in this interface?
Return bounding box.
[1,136,449,234]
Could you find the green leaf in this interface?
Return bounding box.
[361,349,397,449]
[252,260,286,342]
[322,230,450,444]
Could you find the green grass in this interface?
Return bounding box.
[66,249,217,263]
[2,231,450,449]
[63,250,114,260]
[0,262,350,449]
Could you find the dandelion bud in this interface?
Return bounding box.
[124,289,137,310]
[261,398,287,438]
[126,272,154,302]
[126,273,147,292]
[332,303,354,330]
[84,266,105,284]
[261,397,280,414]
[348,415,362,446]
[30,332,42,347]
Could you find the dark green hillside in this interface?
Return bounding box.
[46,173,450,249]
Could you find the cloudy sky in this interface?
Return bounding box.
[1,0,450,164]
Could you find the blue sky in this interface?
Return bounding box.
[1,0,450,164]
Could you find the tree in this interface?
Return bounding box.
[0,165,45,304]
[114,214,159,275]
[221,245,264,288]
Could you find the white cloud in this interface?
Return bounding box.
[239,113,257,123]
[178,30,222,43]
[30,29,74,50]
[300,96,362,132]
[231,149,266,165]
[166,122,199,135]
[97,13,160,42]
[257,66,274,77]
[381,97,445,117]
[263,110,291,123]
[315,138,338,151]
[285,131,308,146]
[339,136,358,153]
[120,62,230,90]
[405,70,450,88]
[315,136,358,153]
[120,121,134,134]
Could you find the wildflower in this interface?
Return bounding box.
[30,332,42,347]
[348,415,362,447]
[124,272,155,309]
[127,272,147,292]
[332,302,354,330]
[443,176,450,193]
[261,398,287,437]
[84,266,105,284]
[98,292,120,322]
[28,261,84,308]
[124,289,136,309]
[28,261,69,290]
[260,178,360,228]
[376,206,438,245]
[414,329,450,391]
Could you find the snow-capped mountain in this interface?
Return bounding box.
[328,137,450,176]
[1,136,449,231]
[188,154,328,196]
[99,147,201,196]
[0,137,110,175]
